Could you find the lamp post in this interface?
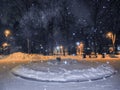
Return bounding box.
[76,42,84,55]
[4,29,11,54]
[106,32,116,53]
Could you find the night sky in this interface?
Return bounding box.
[0,0,120,54]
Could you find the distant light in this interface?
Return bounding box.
[56,46,60,50]
[107,32,113,38]
[76,42,80,46]
[60,45,63,49]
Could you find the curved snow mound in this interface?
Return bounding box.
[12,60,115,82]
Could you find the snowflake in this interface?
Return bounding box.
[32,3,34,6]
[34,32,38,35]
[99,21,102,24]
[100,31,103,33]
[73,33,75,36]
[16,34,20,36]
[83,19,86,22]
[103,6,106,9]
[66,7,69,10]
[41,46,43,49]
[68,12,71,15]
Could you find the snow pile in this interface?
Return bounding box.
[3,52,45,60]
[12,60,116,82]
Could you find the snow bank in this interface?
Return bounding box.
[2,52,47,61]
[12,60,116,82]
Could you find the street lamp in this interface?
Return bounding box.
[2,42,9,48]
[3,29,11,54]
[2,42,10,54]
[55,45,63,55]
[76,42,84,55]
[106,32,116,53]
[4,29,11,37]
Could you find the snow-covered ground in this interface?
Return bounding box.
[0,52,120,90]
[12,60,115,82]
